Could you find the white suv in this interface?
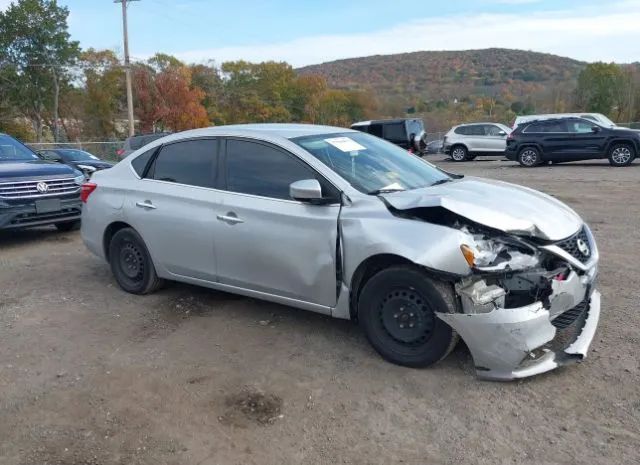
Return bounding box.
[443,123,512,162]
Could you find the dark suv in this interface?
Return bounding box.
[506,117,640,167]
[351,119,427,154]
[0,133,84,231]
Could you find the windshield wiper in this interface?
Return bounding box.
[367,188,405,195]
[430,178,453,187]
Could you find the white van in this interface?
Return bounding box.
[513,113,618,129]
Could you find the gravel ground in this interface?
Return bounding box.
[1,155,639,465]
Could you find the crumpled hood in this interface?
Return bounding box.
[380,177,582,241]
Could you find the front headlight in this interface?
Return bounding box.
[460,234,539,272]
[74,174,86,185]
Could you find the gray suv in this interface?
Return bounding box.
[443,123,511,161]
[81,124,600,380]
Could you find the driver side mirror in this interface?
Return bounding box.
[290,179,323,202]
[591,126,601,133]
[498,130,507,137]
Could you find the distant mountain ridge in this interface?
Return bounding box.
[297,48,588,120]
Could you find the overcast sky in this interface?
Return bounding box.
[2,0,639,66]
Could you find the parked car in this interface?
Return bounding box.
[426,139,443,154]
[38,148,114,178]
[81,124,601,380]
[506,117,640,167]
[351,119,427,154]
[513,113,620,129]
[443,123,512,161]
[116,132,171,159]
[0,133,84,231]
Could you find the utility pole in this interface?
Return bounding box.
[115,0,139,137]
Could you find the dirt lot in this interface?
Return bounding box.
[1,156,639,465]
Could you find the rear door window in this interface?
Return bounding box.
[543,121,567,132]
[525,123,544,133]
[147,138,217,188]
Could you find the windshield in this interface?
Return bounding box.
[594,113,617,128]
[292,132,451,194]
[58,149,100,161]
[0,135,40,162]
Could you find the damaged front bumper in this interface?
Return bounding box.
[438,290,600,380]
[436,244,601,382]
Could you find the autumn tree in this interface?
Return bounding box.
[133,55,209,132]
[0,0,79,141]
[80,49,125,139]
[575,62,626,119]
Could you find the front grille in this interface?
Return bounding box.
[0,178,80,199]
[555,227,592,264]
[9,207,81,226]
[551,298,589,329]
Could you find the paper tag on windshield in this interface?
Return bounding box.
[324,137,366,152]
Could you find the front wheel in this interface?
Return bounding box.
[358,266,458,368]
[108,227,164,295]
[450,146,467,162]
[517,147,542,167]
[608,143,635,167]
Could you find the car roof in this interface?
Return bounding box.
[351,119,418,126]
[166,123,355,140]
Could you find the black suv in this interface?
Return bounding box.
[0,133,84,231]
[506,117,640,167]
[351,119,427,154]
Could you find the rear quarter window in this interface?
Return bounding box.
[131,147,157,177]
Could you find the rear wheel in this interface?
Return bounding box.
[517,147,541,167]
[358,266,458,367]
[108,228,164,295]
[450,145,467,162]
[608,143,635,167]
[55,220,80,232]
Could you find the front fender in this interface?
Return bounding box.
[339,198,472,286]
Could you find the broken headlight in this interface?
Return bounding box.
[460,234,539,272]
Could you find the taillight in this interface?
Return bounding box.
[81,182,97,203]
[116,149,125,157]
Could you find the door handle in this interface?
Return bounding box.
[136,201,157,210]
[217,213,244,224]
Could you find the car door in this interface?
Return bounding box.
[539,120,573,158]
[214,138,341,309]
[565,119,606,159]
[483,125,508,152]
[464,125,486,152]
[123,138,220,281]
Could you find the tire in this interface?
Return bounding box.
[608,143,635,167]
[450,145,467,162]
[108,227,164,295]
[358,265,458,368]
[55,220,80,232]
[465,153,477,161]
[517,147,542,167]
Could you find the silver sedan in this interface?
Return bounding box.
[81,124,601,380]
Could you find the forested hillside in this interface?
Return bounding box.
[298,48,590,130]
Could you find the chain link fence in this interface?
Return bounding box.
[26,141,124,162]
